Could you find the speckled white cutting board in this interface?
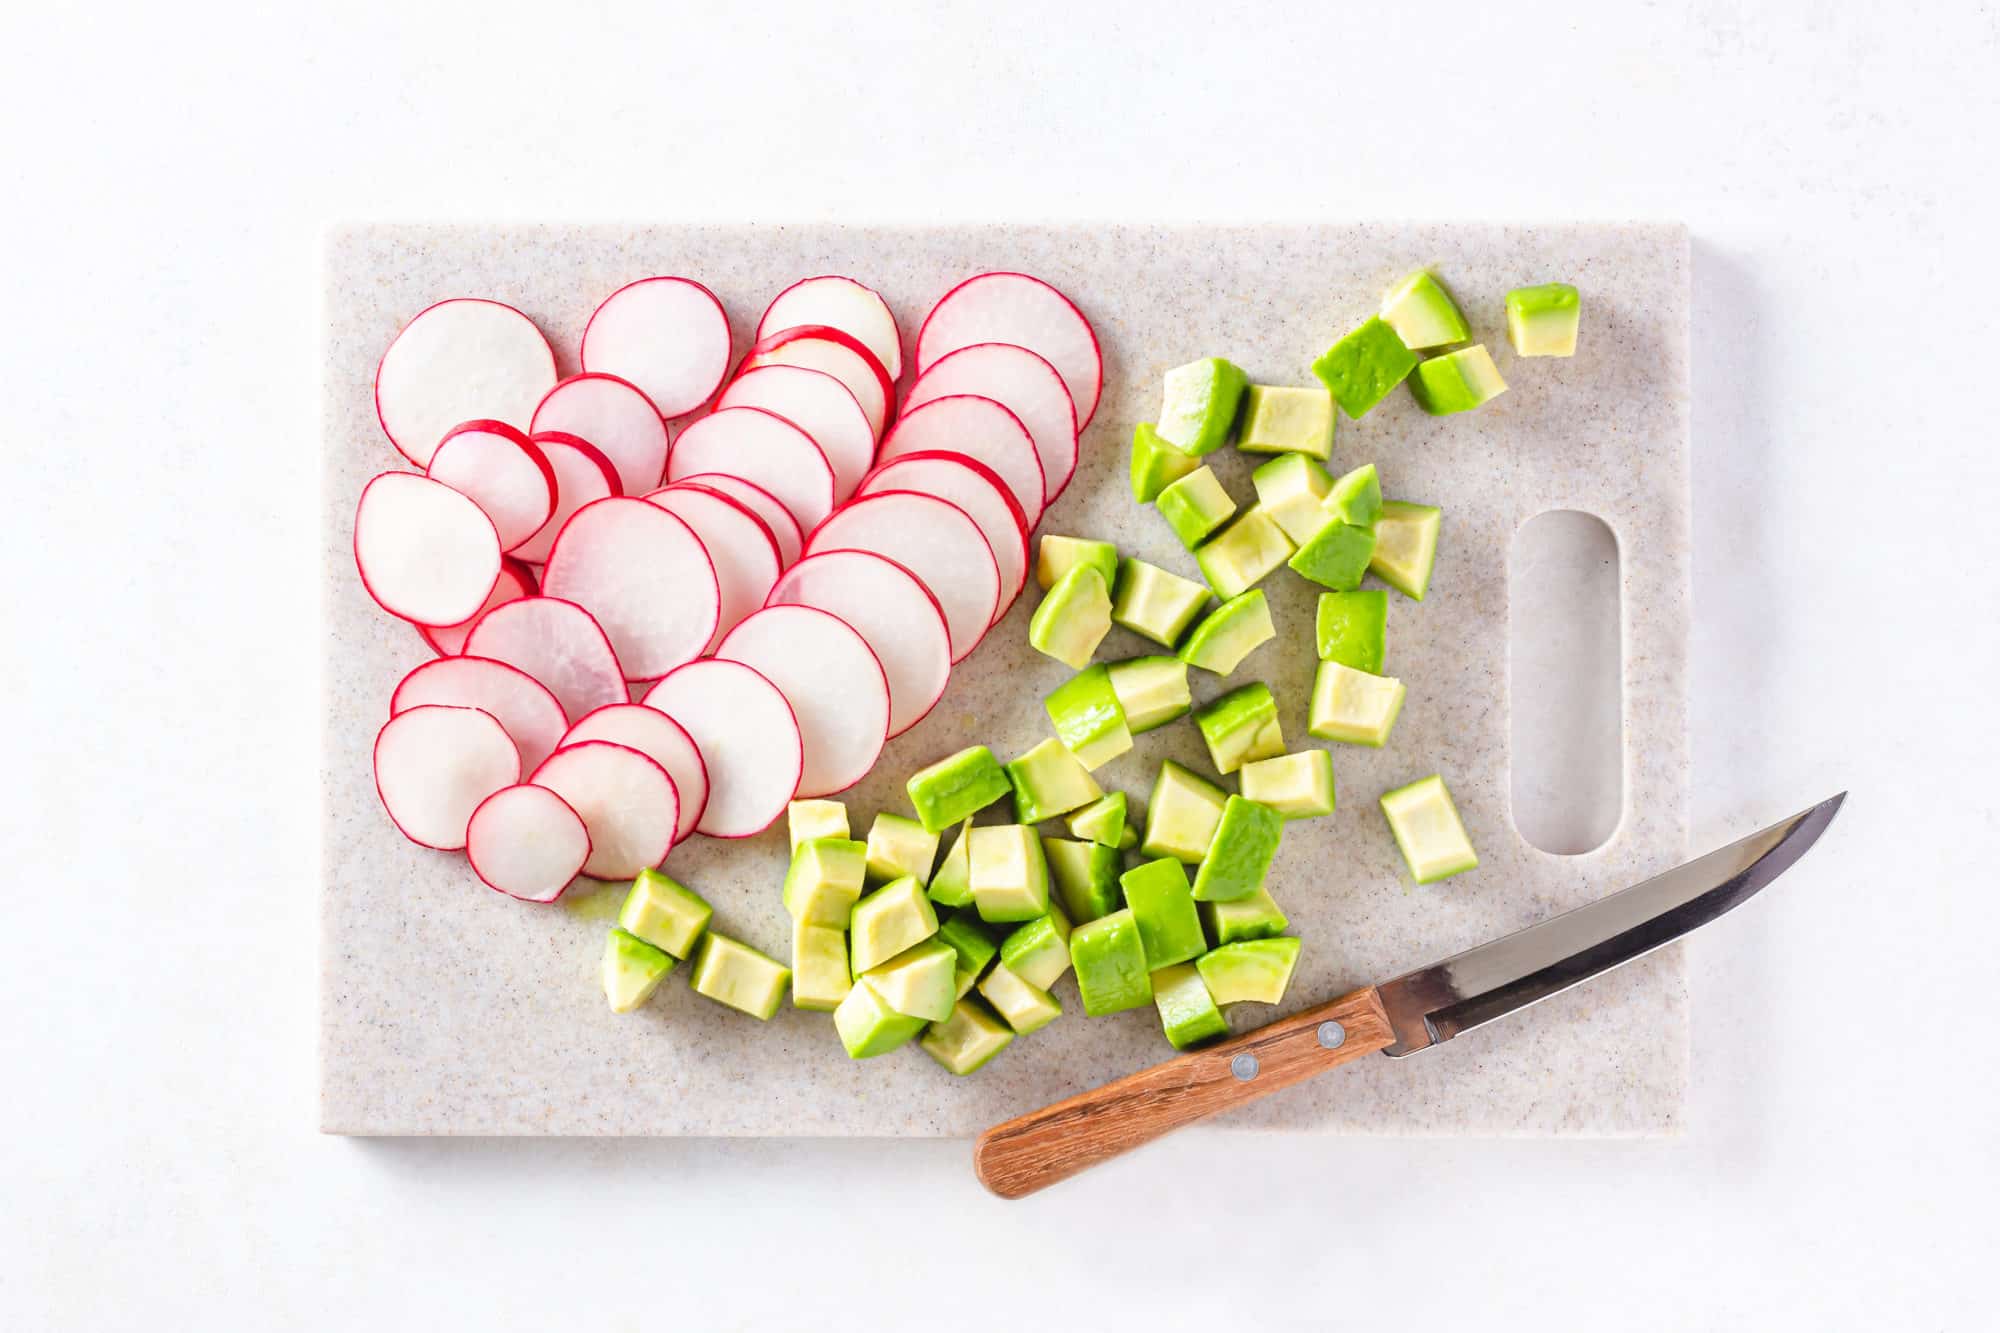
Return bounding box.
[321,223,1689,1136]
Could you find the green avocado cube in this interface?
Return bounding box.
[969,824,1051,923]
[619,868,714,958]
[1035,534,1118,592]
[1312,316,1418,419]
[1237,384,1335,459]
[1380,269,1471,350]
[863,936,958,1022]
[1238,750,1336,820]
[603,928,676,1014]
[1200,884,1290,946]
[1506,282,1580,357]
[865,812,939,886]
[790,923,852,1011]
[1111,558,1210,647]
[906,745,1011,833]
[921,997,1016,1075]
[1308,661,1407,747]
[1042,836,1123,923]
[936,910,1000,998]
[1370,501,1442,601]
[1190,795,1283,903]
[1150,962,1230,1050]
[689,932,790,1020]
[1044,665,1133,770]
[1120,858,1206,969]
[786,798,849,855]
[1029,563,1113,669]
[1157,357,1248,456]
[1409,344,1507,415]
[1064,791,1127,849]
[1193,683,1285,776]
[1069,909,1154,1016]
[1142,760,1229,863]
[1107,655,1192,732]
[1196,937,1302,1006]
[1156,466,1237,550]
[928,819,975,908]
[1194,505,1295,600]
[1119,822,1140,851]
[1130,422,1201,503]
[833,975,927,1057]
[1288,518,1377,592]
[1314,590,1388,673]
[1324,463,1383,529]
[1250,453,1335,546]
[781,837,867,927]
[1005,737,1103,824]
[1381,774,1480,884]
[1179,591,1275,677]
[849,875,940,973]
[978,961,1062,1034]
[999,912,1074,991]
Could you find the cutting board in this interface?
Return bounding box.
[321,223,1689,1136]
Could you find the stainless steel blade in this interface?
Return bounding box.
[1375,793,1846,1055]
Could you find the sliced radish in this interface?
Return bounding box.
[642,660,801,838]
[529,372,672,497]
[856,452,1029,621]
[579,277,731,418]
[374,298,557,468]
[903,343,1079,507]
[463,596,627,724]
[560,704,710,845]
[757,276,903,381]
[875,394,1046,528]
[373,704,520,851]
[915,273,1102,428]
[803,490,998,663]
[664,406,835,534]
[353,471,502,627]
[678,473,804,568]
[390,655,569,773]
[716,606,888,799]
[425,420,557,553]
[766,551,950,739]
[715,364,874,502]
[541,497,719,681]
[644,485,779,650]
[421,558,536,656]
[737,325,892,441]
[467,784,591,903]
[529,741,678,880]
[509,431,620,565]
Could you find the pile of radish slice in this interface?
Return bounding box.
[357,271,1102,904]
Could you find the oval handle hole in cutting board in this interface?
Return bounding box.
[1509,510,1623,854]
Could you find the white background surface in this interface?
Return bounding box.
[3,1,1994,1327]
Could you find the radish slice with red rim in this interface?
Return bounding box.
[560,704,710,845]
[374,298,557,468]
[467,784,591,903]
[716,606,888,799]
[855,451,1030,621]
[643,485,780,650]
[541,497,719,681]
[529,372,672,497]
[664,406,836,534]
[738,325,892,441]
[766,551,950,739]
[529,741,678,880]
[642,660,801,838]
[757,276,903,381]
[579,277,732,418]
[425,419,557,553]
[915,273,1102,428]
[511,432,620,565]
[677,473,803,567]
[875,395,1045,528]
[353,471,503,627]
[715,364,875,502]
[373,704,520,851]
[803,490,998,663]
[463,595,627,724]
[421,558,536,656]
[903,343,1079,507]
[391,654,569,773]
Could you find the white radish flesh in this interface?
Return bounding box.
[715,364,875,502]
[529,742,678,880]
[677,474,803,568]
[352,471,502,627]
[390,655,570,774]
[579,277,732,418]
[757,275,903,381]
[466,785,591,903]
[559,704,710,845]
[463,596,628,724]
[855,451,1030,621]
[510,432,620,565]
[903,342,1079,507]
[373,704,521,851]
[529,372,672,497]
[374,298,557,468]
[642,660,801,838]
[541,497,719,681]
[421,558,536,657]
[738,325,892,441]
[803,490,998,663]
[765,550,950,739]
[644,485,780,651]
[915,272,1102,428]
[875,394,1046,527]
[425,420,557,553]
[716,606,888,799]
[664,407,835,534]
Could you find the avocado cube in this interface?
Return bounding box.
[1237,384,1335,459]
[1156,357,1248,456]
[1380,774,1480,884]
[790,923,852,1011]
[1409,345,1507,416]
[1111,558,1210,647]
[781,837,868,927]
[863,936,958,1022]
[1107,655,1192,732]
[602,928,676,1014]
[1238,750,1337,820]
[1308,661,1407,747]
[1193,682,1285,776]
[1250,453,1335,546]
[833,975,927,1058]
[849,876,940,973]
[1005,737,1104,823]
[1506,282,1580,357]
[1190,795,1283,903]
[1178,591,1275,677]
[1312,316,1418,419]
[1029,563,1112,669]
[1194,506,1295,600]
[1069,909,1154,1016]
[921,997,1016,1075]
[1042,836,1123,923]
[619,868,714,958]
[1199,884,1290,946]
[906,745,1011,833]
[1150,962,1230,1050]
[1380,269,1471,350]
[936,910,1000,998]
[1314,590,1388,673]
[1324,463,1383,529]
[1119,858,1206,969]
[863,812,939,886]
[1130,422,1201,502]
[1369,501,1442,601]
[928,819,975,908]
[1288,518,1377,592]
[786,798,849,855]
[999,913,1073,991]
[977,961,1062,1034]
[1064,791,1127,849]
[1142,760,1229,864]
[1156,466,1237,549]
[968,824,1051,923]
[1044,665,1134,770]
[1196,937,1302,1006]
[689,932,790,1021]
[1035,534,1118,592]
[1119,822,1140,851]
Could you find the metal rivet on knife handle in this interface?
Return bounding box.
[1230,1054,1259,1081]
[1317,1020,1347,1049]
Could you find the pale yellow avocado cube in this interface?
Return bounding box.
[1308,661,1407,747]
[1194,506,1295,600]
[688,933,790,1020]
[865,812,940,886]
[968,824,1051,923]
[1237,385,1335,459]
[791,924,853,1011]
[1250,454,1336,547]
[1111,559,1210,647]
[977,961,1062,1035]
[1238,750,1337,819]
[863,937,958,1022]
[849,876,940,974]
[1380,774,1479,884]
[619,868,714,959]
[782,838,867,927]
[786,799,849,855]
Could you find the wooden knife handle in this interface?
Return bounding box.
[972,985,1396,1199]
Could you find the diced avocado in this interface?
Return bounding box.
[1044,665,1133,770]
[1506,282,1580,357]
[1107,655,1192,732]
[1142,760,1229,864]
[1250,453,1334,546]
[619,867,713,958]
[1111,558,1209,647]
[968,824,1051,923]
[1237,384,1335,459]
[1380,773,1480,883]
[1150,962,1229,1050]
[688,932,790,1021]
[602,928,676,1014]
[863,936,958,1022]
[1193,682,1285,776]
[1324,462,1383,529]
[1380,269,1470,350]
[1130,422,1201,503]
[1288,517,1376,592]
[1238,750,1337,819]
[864,812,939,886]
[1312,316,1418,419]
[1194,505,1295,600]
[1369,501,1442,601]
[786,798,849,855]
[791,923,853,1011]
[1118,822,1139,851]
[921,997,1016,1075]
[999,913,1073,991]
[1196,937,1302,1006]
[849,875,940,973]
[1029,564,1112,669]
[1068,909,1154,1016]
[1178,591,1274,677]
[928,819,975,908]
[833,975,927,1058]
[936,910,1000,998]
[1199,883,1289,946]
[1156,357,1248,456]
[1314,589,1388,673]
[782,837,868,927]
[1409,344,1507,415]
[1065,791,1127,848]
[977,961,1062,1035]
[1035,534,1118,592]
[1119,858,1206,969]
[1005,737,1103,824]
[1308,661,1407,747]
[1042,836,1122,922]
[1190,795,1283,903]
[1155,466,1237,549]
[906,745,1011,833]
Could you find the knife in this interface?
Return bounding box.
[973,793,1845,1198]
